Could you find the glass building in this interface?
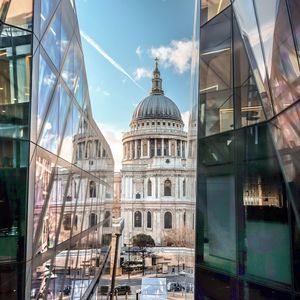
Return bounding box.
[196,0,300,299]
[0,0,114,299]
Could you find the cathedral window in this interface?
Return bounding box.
[103,211,111,227]
[89,213,97,227]
[73,215,78,230]
[89,181,96,198]
[183,179,186,197]
[134,211,142,227]
[147,211,152,228]
[63,214,72,230]
[164,212,172,229]
[164,179,171,196]
[183,212,186,226]
[147,179,152,196]
[136,193,141,199]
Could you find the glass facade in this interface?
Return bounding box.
[0,0,114,299]
[196,0,300,299]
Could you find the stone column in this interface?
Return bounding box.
[134,140,138,159]
[180,140,183,158]
[141,139,144,157]
[162,138,164,156]
[147,139,150,158]
[155,139,157,156]
[129,141,132,160]
[168,140,171,157]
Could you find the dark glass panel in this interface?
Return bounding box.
[200,0,230,26]
[197,131,236,274]
[195,268,233,300]
[254,0,300,114]
[0,0,32,30]
[243,282,291,299]
[288,0,300,59]
[0,26,31,139]
[238,124,291,285]
[233,0,274,119]
[270,103,300,289]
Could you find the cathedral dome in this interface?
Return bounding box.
[132,94,182,122]
[131,58,183,124]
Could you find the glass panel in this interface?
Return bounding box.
[288,0,300,58]
[233,0,274,119]
[238,124,291,285]
[62,37,82,91]
[0,26,32,139]
[198,132,236,274]
[41,1,73,70]
[37,53,57,134]
[200,0,230,25]
[40,0,59,33]
[270,103,300,288]
[0,0,33,30]
[244,282,292,299]
[200,8,233,137]
[38,85,59,154]
[233,14,266,127]
[254,0,300,114]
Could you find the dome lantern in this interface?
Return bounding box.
[150,58,164,95]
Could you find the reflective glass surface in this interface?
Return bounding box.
[0,26,31,139]
[200,0,230,25]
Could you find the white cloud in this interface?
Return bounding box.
[150,40,193,74]
[181,111,190,130]
[136,46,142,58]
[133,68,152,81]
[103,91,110,96]
[97,123,124,172]
[95,86,111,97]
[80,31,144,90]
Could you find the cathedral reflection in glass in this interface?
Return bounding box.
[196,0,300,299]
[0,1,114,299]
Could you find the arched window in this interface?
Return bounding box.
[183,212,186,226]
[89,181,96,198]
[103,211,111,227]
[136,193,141,199]
[164,212,172,229]
[89,213,97,227]
[73,215,78,230]
[147,179,152,197]
[134,211,142,228]
[183,179,186,197]
[147,211,152,228]
[164,179,171,196]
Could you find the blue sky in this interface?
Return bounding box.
[76,0,197,170]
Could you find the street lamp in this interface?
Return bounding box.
[124,243,131,280]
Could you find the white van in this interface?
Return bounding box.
[141,278,167,300]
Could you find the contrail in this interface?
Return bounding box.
[80,31,144,90]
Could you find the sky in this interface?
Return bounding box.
[76,0,197,171]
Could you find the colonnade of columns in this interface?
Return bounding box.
[123,138,186,160]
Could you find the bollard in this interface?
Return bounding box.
[125,292,128,300]
[136,291,139,300]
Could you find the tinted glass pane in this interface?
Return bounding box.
[0,26,31,139]
[200,0,230,25]
[238,124,291,285]
[254,0,300,114]
[198,132,236,274]
[233,0,274,119]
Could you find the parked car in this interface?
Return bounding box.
[167,282,185,292]
[98,285,110,295]
[115,285,131,295]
